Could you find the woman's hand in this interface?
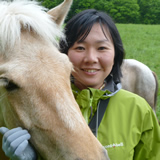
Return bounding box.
[0,127,37,160]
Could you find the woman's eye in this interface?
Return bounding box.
[98,47,107,50]
[75,46,85,51]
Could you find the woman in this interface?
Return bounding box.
[0,9,160,160]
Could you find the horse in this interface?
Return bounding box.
[0,0,109,160]
[121,59,159,120]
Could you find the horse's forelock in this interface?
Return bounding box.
[0,0,64,54]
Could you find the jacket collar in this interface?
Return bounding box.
[71,75,121,97]
[71,76,121,124]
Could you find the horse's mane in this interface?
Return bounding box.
[0,0,64,53]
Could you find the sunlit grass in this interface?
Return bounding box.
[116,24,160,120]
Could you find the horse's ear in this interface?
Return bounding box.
[47,0,73,26]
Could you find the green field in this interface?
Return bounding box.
[116,24,160,121]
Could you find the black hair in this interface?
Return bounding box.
[59,9,125,83]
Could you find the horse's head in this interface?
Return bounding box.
[0,0,109,160]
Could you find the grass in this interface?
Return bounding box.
[116,24,160,121]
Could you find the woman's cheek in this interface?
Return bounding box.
[68,51,75,64]
[69,52,83,66]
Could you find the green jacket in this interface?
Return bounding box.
[71,80,160,160]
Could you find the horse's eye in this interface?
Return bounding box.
[0,78,19,91]
[6,80,19,91]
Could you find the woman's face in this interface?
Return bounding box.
[68,23,115,90]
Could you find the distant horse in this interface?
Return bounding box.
[0,0,109,160]
[121,59,159,118]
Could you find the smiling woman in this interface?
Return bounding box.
[68,23,115,90]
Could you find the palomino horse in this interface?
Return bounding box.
[121,59,159,116]
[0,0,109,160]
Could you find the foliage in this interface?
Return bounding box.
[37,0,62,9]
[37,0,160,24]
[102,0,140,23]
[138,0,160,24]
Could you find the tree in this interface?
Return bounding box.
[138,0,160,24]
[37,0,63,9]
[66,0,96,21]
[37,0,160,24]
[103,0,140,23]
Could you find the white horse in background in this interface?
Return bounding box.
[0,0,109,160]
[121,59,159,118]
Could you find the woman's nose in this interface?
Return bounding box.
[83,49,98,63]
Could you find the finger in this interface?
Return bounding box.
[0,127,9,135]
[3,129,30,149]
[3,127,23,142]
[10,133,31,150]
[6,133,30,156]
[14,140,29,157]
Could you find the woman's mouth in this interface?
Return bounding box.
[82,69,100,75]
[83,69,98,73]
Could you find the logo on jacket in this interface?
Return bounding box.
[104,142,123,149]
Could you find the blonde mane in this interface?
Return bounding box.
[0,0,64,54]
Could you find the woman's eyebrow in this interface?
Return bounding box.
[96,39,110,43]
[96,40,113,46]
[77,39,110,44]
